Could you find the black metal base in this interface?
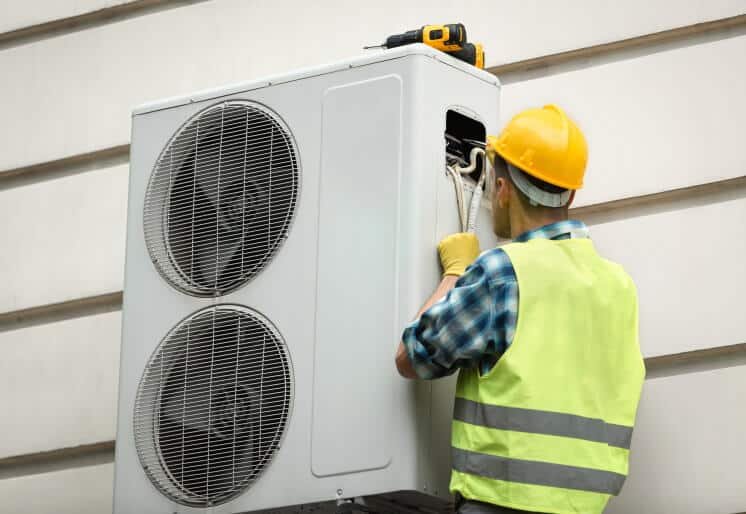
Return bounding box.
[245,490,454,514]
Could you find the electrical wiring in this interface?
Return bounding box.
[447,147,487,232]
[446,163,467,231]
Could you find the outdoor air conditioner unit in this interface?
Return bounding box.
[114,44,500,514]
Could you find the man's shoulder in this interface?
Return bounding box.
[472,246,517,285]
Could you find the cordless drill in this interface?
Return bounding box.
[365,23,467,52]
[365,24,485,69]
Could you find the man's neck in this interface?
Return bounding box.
[510,214,568,239]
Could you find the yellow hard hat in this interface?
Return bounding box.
[486,104,588,190]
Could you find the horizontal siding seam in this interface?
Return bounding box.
[0,441,114,480]
[0,292,123,333]
[489,13,746,82]
[645,343,746,379]
[0,0,210,51]
[573,175,746,225]
[0,145,130,191]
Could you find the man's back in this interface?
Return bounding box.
[499,237,643,422]
[451,237,645,514]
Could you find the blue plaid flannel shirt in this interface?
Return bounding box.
[401,219,590,379]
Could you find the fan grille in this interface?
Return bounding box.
[133,305,293,507]
[144,100,300,296]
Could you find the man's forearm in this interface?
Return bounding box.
[396,275,459,378]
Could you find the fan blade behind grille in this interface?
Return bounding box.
[144,100,300,296]
[134,305,293,507]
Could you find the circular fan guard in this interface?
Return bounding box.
[133,305,293,507]
[143,100,300,296]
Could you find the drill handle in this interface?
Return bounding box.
[446,43,485,69]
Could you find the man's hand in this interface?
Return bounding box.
[438,232,480,277]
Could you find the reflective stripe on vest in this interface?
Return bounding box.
[453,447,626,495]
[454,397,633,449]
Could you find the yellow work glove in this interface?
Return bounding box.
[438,233,480,277]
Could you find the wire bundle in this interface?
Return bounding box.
[446,147,487,233]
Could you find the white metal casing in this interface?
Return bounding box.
[115,44,499,513]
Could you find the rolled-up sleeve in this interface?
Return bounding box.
[401,260,498,379]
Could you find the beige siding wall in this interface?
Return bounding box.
[589,194,746,358]
[0,312,121,458]
[606,366,746,514]
[0,164,128,312]
[1,1,744,512]
[0,464,114,514]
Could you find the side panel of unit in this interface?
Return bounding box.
[312,75,403,477]
[280,54,433,504]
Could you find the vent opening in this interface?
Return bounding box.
[133,305,293,507]
[144,100,300,297]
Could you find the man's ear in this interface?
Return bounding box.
[567,190,577,208]
[496,176,510,209]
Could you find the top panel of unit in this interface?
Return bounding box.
[132,44,500,115]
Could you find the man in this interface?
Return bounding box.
[395,105,645,514]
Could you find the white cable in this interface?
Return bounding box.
[467,165,487,232]
[453,147,485,175]
[451,148,487,233]
[446,164,467,231]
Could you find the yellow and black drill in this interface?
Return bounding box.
[365,23,485,69]
[365,23,467,52]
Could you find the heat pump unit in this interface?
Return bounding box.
[114,44,499,514]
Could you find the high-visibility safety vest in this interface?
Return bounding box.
[450,237,645,514]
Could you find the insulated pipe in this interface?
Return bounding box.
[451,147,487,233]
[467,167,487,233]
[453,147,485,175]
[446,164,467,231]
